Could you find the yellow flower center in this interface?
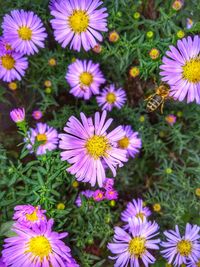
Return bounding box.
[85,135,110,159]
[27,236,52,259]
[69,10,89,33]
[118,137,130,149]
[128,237,146,257]
[106,92,116,104]
[79,72,93,86]
[135,212,145,220]
[36,134,47,144]
[26,210,38,222]
[177,240,192,256]
[1,55,15,70]
[182,58,200,83]
[18,26,32,40]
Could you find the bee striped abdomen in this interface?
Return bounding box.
[146,95,162,112]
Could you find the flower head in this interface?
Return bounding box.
[32,110,43,120]
[50,0,108,52]
[26,122,58,155]
[129,66,140,78]
[2,219,73,266]
[75,190,94,207]
[177,30,185,39]
[186,18,194,29]
[59,111,128,187]
[2,10,47,55]
[121,198,151,230]
[105,189,118,200]
[172,0,184,11]
[109,31,120,43]
[48,58,57,66]
[160,36,200,104]
[97,84,126,111]
[161,223,200,266]
[149,48,160,60]
[92,43,102,53]
[117,125,142,158]
[13,204,46,228]
[93,189,104,202]
[10,108,25,123]
[66,59,105,100]
[8,82,17,90]
[165,114,177,126]
[108,218,160,267]
[103,178,114,191]
[0,49,28,82]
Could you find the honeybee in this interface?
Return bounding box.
[145,84,170,113]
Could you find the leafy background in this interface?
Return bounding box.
[0,0,200,266]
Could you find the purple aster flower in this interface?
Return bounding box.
[75,190,94,207]
[108,218,160,267]
[0,37,13,53]
[160,36,200,104]
[66,59,105,100]
[2,219,73,267]
[0,49,28,82]
[32,110,43,120]
[26,122,58,155]
[121,198,151,230]
[2,10,47,55]
[165,114,177,126]
[97,84,127,111]
[0,258,6,267]
[13,204,46,228]
[103,178,114,190]
[105,189,118,200]
[10,108,25,123]
[117,125,142,158]
[50,0,108,52]
[93,189,104,202]
[161,223,200,266]
[59,111,128,187]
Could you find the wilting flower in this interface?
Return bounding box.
[160,36,200,104]
[108,31,120,43]
[2,10,47,55]
[0,49,28,82]
[165,114,177,126]
[26,122,58,155]
[108,218,160,267]
[172,0,184,11]
[75,190,94,207]
[13,204,46,228]
[186,18,194,29]
[129,66,140,78]
[66,59,105,100]
[161,223,200,266]
[117,125,142,158]
[97,84,126,111]
[59,111,128,187]
[121,198,151,230]
[10,108,25,123]
[105,189,118,200]
[93,189,104,202]
[50,0,108,52]
[149,48,160,60]
[1,219,74,266]
[32,110,43,120]
[92,43,102,53]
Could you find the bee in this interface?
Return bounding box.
[145,84,170,113]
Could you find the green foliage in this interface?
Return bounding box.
[1,0,200,266]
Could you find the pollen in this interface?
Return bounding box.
[1,55,15,70]
[118,137,130,149]
[79,72,93,86]
[106,92,116,104]
[128,237,146,257]
[177,240,192,256]
[85,135,110,159]
[26,210,38,222]
[18,26,32,40]
[135,212,145,220]
[182,58,200,83]
[27,236,52,259]
[36,134,47,144]
[69,10,89,33]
